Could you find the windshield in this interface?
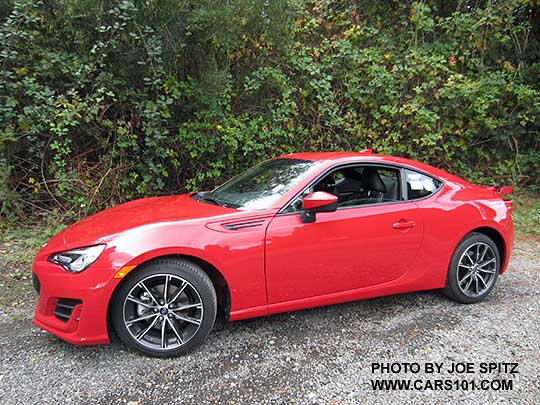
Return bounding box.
[203,158,320,210]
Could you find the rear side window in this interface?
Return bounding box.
[405,169,442,200]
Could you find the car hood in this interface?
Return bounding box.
[63,193,234,247]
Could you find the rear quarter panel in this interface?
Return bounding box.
[412,181,513,290]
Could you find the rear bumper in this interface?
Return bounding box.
[32,261,119,345]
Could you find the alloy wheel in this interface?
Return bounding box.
[456,242,497,298]
[122,274,204,351]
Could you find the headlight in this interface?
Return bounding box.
[48,245,105,273]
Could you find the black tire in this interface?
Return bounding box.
[111,258,217,357]
[442,232,500,304]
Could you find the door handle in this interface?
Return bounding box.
[392,220,416,229]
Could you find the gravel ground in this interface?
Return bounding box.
[0,239,538,404]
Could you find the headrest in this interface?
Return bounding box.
[361,167,386,193]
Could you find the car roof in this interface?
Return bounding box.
[279,151,368,161]
[276,151,472,186]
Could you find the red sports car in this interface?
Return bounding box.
[32,151,514,356]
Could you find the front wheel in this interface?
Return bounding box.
[442,232,500,304]
[111,258,217,357]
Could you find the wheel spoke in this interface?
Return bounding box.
[464,251,475,264]
[127,295,156,309]
[126,312,158,326]
[464,277,474,293]
[171,303,202,312]
[173,313,201,326]
[169,281,188,305]
[479,267,496,274]
[139,281,160,306]
[478,244,488,263]
[164,275,170,304]
[477,273,488,288]
[478,258,495,268]
[459,263,473,270]
[458,271,473,285]
[161,317,167,349]
[136,315,159,341]
[166,317,184,345]
[474,275,479,294]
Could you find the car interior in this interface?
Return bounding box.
[286,165,402,212]
[284,164,444,213]
[313,166,401,207]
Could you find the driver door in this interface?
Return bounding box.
[264,165,423,304]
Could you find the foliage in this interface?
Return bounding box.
[513,191,540,237]
[0,0,539,221]
[0,216,65,307]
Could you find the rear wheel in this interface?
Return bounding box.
[442,232,500,304]
[111,258,216,357]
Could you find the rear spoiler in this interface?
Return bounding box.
[485,185,513,195]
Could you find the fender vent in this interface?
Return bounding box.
[223,219,265,231]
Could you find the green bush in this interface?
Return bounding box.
[0,0,539,222]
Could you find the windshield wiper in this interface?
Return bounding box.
[200,192,220,205]
[193,192,218,205]
[194,192,239,209]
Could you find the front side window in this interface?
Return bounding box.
[404,169,442,200]
[283,165,402,212]
[202,158,321,210]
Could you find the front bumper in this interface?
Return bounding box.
[32,260,119,345]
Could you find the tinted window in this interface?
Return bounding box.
[283,165,401,212]
[333,166,401,207]
[404,169,442,200]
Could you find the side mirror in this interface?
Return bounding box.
[300,191,338,223]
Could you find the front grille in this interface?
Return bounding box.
[54,299,82,323]
[32,273,40,294]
